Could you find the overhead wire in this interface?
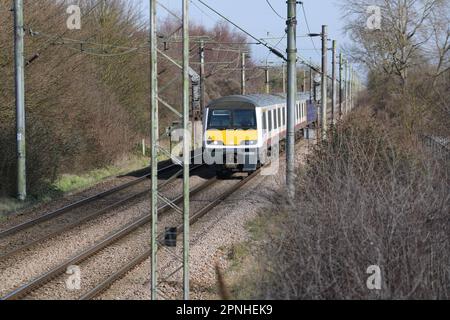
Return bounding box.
[265,0,285,20]
[195,0,286,61]
[300,2,320,55]
[25,0,106,65]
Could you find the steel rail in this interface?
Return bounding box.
[79,136,310,300]
[0,155,201,239]
[1,177,217,300]
[79,169,262,300]
[0,164,204,261]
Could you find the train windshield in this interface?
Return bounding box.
[208,109,256,130]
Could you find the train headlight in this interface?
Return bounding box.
[207,139,224,146]
[242,140,258,146]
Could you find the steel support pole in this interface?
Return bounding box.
[342,62,345,115]
[286,0,297,199]
[352,68,355,109]
[265,66,270,94]
[149,0,159,301]
[339,53,343,119]
[302,69,306,92]
[349,66,353,111]
[309,63,313,101]
[353,68,355,110]
[321,25,328,140]
[331,40,337,124]
[14,0,26,201]
[182,0,190,301]
[241,52,246,95]
[199,40,205,111]
[348,65,351,111]
[348,66,351,111]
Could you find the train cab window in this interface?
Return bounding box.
[208,110,231,129]
[233,109,257,129]
[207,109,256,130]
[278,108,281,127]
[268,111,272,131]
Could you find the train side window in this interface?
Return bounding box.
[301,103,303,119]
[276,109,280,128]
[262,112,267,130]
[282,107,286,126]
[268,110,272,131]
[278,108,281,127]
[272,109,277,129]
[296,103,299,121]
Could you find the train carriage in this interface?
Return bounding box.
[203,93,316,177]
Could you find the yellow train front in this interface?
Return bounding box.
[203,94,312,177]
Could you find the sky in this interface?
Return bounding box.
[139,0,348,67]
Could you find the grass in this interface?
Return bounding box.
[216,212,275,299]
[245,214,270,241]
[0,155,149,217]
[225,215,269,271]
[53,156,148,194]
[222,210,291,299]
[0,197,33,218]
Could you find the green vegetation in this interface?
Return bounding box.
[221,213,277,299]
[0,155,148,217]
[53,156,148,193]
[0,198,31,218]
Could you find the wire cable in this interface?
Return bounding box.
[300,2,320,55]
[265,0,286,20]
[195,0,286,61]
[24,0,106,66]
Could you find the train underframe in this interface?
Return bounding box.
[205,126,313,178]
[206,147,261,178]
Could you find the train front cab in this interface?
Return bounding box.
[203,102,261,177]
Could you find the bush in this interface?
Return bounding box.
[250,108,449,299]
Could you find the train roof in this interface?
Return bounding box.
[207,93,310,109]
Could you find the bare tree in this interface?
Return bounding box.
[342,0,449,87]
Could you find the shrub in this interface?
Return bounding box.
[251,108,449,299]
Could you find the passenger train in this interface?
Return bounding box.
[203,93,317,176]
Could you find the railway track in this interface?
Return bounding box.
[80,169,261,300]
[1,176,217,300]
[1,167,260,300]
[1,136,304,300]
[0,158,203,261]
